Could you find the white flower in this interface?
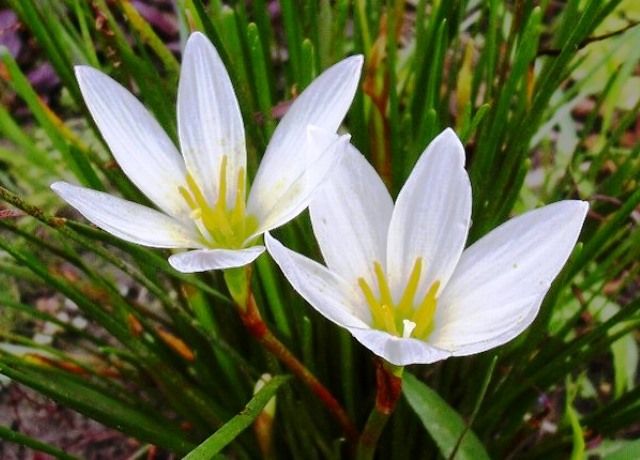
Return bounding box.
[266,129,588,366]
[52,32,362,273]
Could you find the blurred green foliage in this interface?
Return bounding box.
[0,0,638,458]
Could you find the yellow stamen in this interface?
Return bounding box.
[177,155,258,249]
[230,168,246,229]
[396,258,423,319]
[215,155,228,212]
[178,185,197,210]
[186,174,208,210]
[358,277,385,327]
[373,262,393,307]
[412,280,441,338]
[380,304,398,336]
[358,259,441,340]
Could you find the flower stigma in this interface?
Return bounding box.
[178,155,258,248]
[357,258,440,339]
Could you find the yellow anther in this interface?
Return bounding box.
[396,258,423,319]
[412,281,441,339]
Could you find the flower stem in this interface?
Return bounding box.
[356,360,404,460]
[238,290,359,443]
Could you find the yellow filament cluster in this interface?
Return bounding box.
[178,155,258,249]
[358,258,440,339]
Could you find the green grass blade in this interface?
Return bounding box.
[0,357,196,455]
[0,425,79,460]
[403,373,490,460]
[183,375,290,459]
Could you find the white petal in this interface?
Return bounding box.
[432,293,545,357]
[348,328,451,366]
[248,56,363,219]
[386,128,471,301]
[431,200,589,354]
[75,66,189,220]
[248,128,350,236]
[177,32,246,206]
[309,144,393,286]
[51,182,200,248]
[265,233,370,328]
[168,246,264,273]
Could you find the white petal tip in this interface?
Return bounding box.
[168,246,265,273]
[185,30,213,50]
[577,200,590,213]
[50,181,64,192]
[74,65,100,83]
[439,127,463,145]
[345,54,364,69]
[331,54,364,76]
[442,127,457,136]
[188,31,208,41]
[555,200,590,222]
[50,181,74,197]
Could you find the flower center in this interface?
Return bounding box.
[357,258,440,339]
[178,155,258,249]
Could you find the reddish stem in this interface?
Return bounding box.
[374,360,403,415]
[239,294,359,443]
[357,360,403,460]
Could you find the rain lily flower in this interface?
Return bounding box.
[52,32,362,272]
[266,129,588,366]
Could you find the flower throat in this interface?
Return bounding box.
[178,155,258,249]
[358,258,439,339]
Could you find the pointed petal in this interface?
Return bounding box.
[75,66,189,220]
[177,32,246,206]
[248,56,363,219]
[168,246,264,273]
[309,144,393,286]
[386,128,471,301]
[51,182,200,248]
[248,128,350,236]
[348,328,451,366]
[265,233,370,328]
[430,200,589,355]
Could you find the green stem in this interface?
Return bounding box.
[224,268,359,442]
[357,361,404,460]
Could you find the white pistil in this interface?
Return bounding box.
[402,320,416,338]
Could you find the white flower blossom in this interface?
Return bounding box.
[266,129,588,366]
[52,32,362,272]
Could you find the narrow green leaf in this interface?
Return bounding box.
[116,0,180,78]
[280,0,304,84]
[246,22,275,137]
[183,375,290,459]
[0,48,102,189]
[565,377,585,460]
[0,358,195,455]
[403,373,491,460]
[604,440,640,460]
[0,425,79,460]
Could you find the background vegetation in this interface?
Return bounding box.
[0,0,638,458]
